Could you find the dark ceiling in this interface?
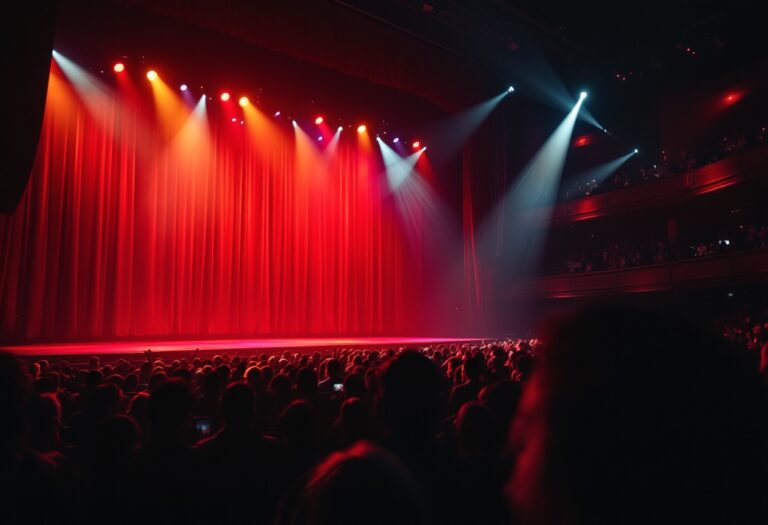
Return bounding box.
[335,1,768,91]
[332,1,767,152]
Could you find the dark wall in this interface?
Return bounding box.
[660,63,768,153]
[1,1,57,213]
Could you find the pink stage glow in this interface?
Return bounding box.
[0,60,437,340]
[1,337,483,357]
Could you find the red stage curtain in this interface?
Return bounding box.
[0,64,426,340]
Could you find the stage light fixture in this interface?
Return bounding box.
[113,62,125,73]
[231,117,237,122]
[239,96,249,107]
[180,84,188,92]
[580,91,588,99]
[393,137,400,143]
[357,124,366,134]
[315,116,324,125]
[337,126,343,132]
[220,92,231,102]
[412,140,421,149]
[146,70,158,81]
[634,148,639,154]
[274,111,281,117]
[507,86,515,93]
[318,136,323,141]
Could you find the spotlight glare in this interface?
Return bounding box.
[274,111,281,117]
[507,86,514,93]
[357,124,366,134]
[634,148,639,154]
[393,137,400,143]
[580,91,588,99]
[412,140,421,149]
[146,70,158,81]
[337,126,343,132]
[180,84,188,92]
[317,136,323,141]
[220,92,230,102]
[113,62,125,73]
[315,116,324,125]
[238,96,249,107]
[231,117,237,122]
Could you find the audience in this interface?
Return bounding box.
[2,303,767,524]
[556,220,768,274]
[561,121,768,201]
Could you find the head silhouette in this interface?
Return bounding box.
[0,353,31,453]
[456,402,501,457]
[28,393,62,452]
[380,350,442,443]
[244,365,262,391]
[339,397,369,444]
[509,303,767,525]
[296,368,318,399]
[280,400,317,451]
[147,379,193,444]
[288,441,428,525]
[221,382,254,429]
[479,379,522,426]
[326,359,342,381]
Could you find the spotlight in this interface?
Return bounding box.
[315,116,324,125]
[113,62,125,73]
[274,111,281,117]
[634,148,639,154]
[238,96,249,107]
[393,137,400,143]
[180,84,188,92]
[507,86,515,93]
[579,91,588,99]
[231,117,237,122]
[357,124,366,134]
[337,126,343,132]
[220,92,230,102]
[146,70,158,81]
[317,136,323,141]
[412,140,421,149]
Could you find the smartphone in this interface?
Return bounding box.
[194,417,214,437]
[333,383,344,392]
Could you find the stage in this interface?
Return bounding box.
[1,336,484,359]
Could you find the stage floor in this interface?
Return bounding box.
[1,336,483,358]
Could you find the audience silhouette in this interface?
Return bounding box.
[2,303,767,524]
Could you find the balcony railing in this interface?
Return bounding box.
[547,144,768,224]
[509,248,768,299]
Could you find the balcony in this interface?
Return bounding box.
[549,143,768,224]
[510,248,768,299]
